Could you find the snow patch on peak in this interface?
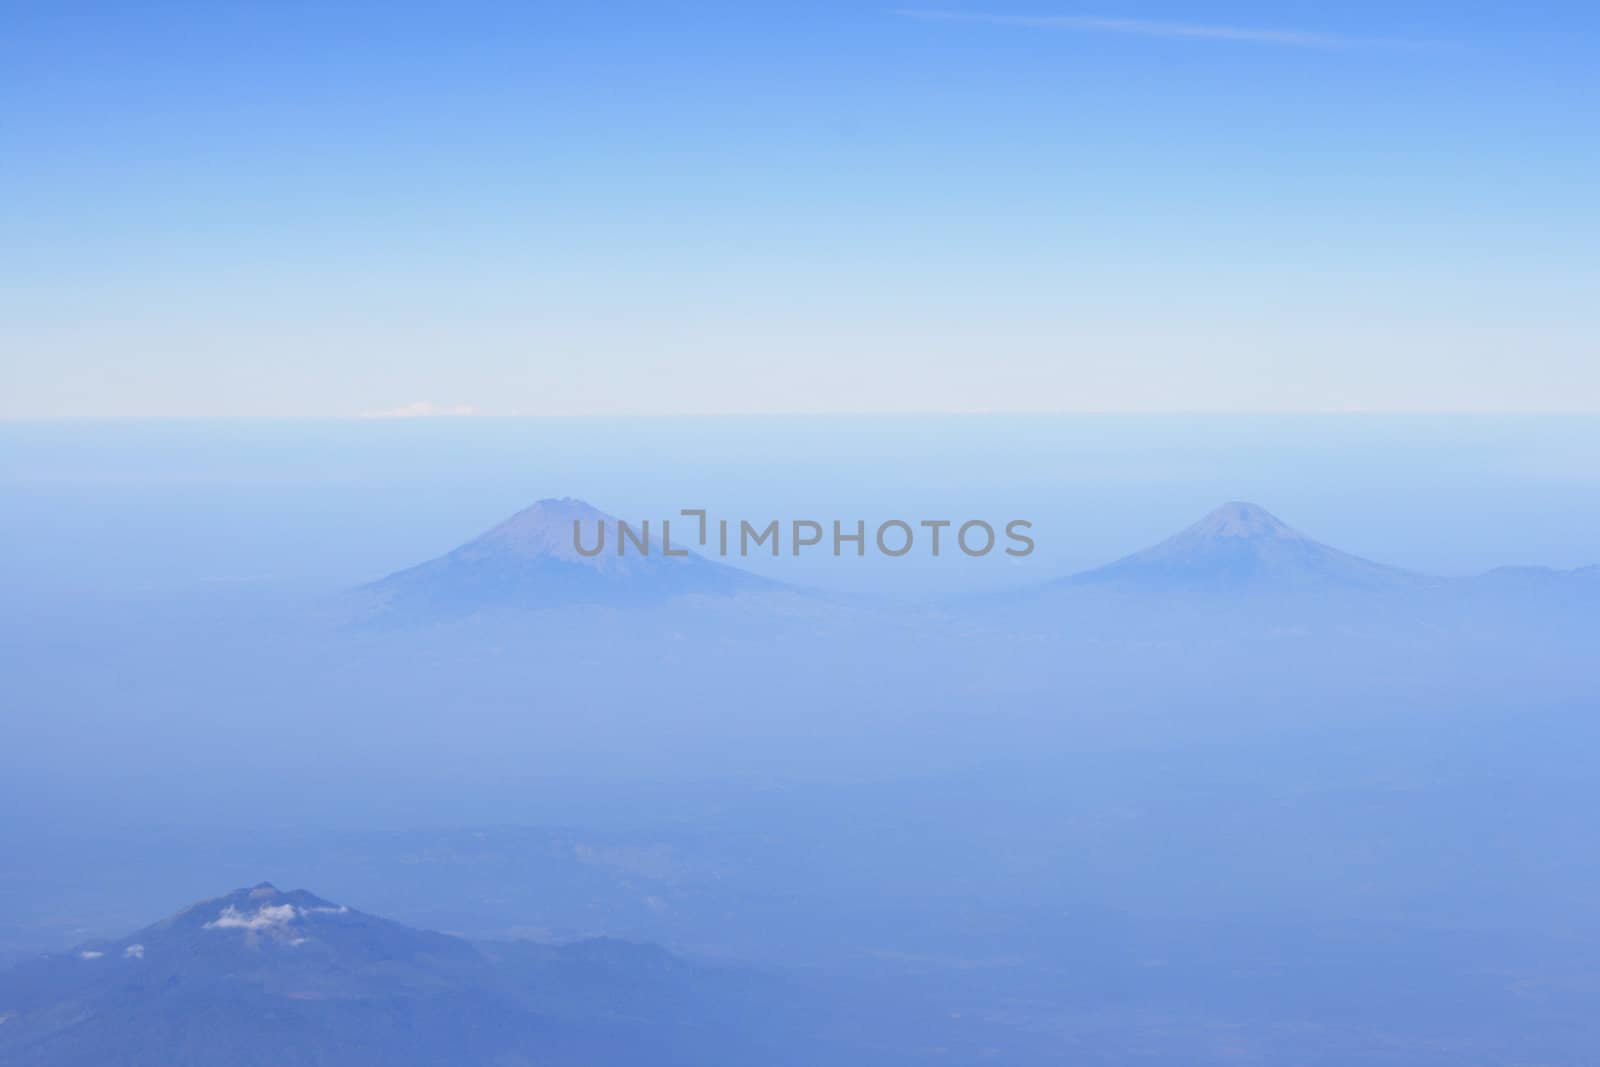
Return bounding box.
[206,903,300,931]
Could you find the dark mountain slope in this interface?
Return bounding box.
[0,883,1033,1066]
[0,884,828,1067]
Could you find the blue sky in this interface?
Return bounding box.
[3,1,1597,416]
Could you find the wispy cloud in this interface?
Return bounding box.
[895,9,1433,50]
[361,401,478,418]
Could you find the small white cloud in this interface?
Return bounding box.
[78,950,104,960]
[123,944,145,959]
[205,903,300,931]
[361,401,478,418]
[895,10,1434,49]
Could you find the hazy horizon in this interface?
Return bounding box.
[4,414,1598,599]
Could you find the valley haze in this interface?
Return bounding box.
[1,416,1597,1066]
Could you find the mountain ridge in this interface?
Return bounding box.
[359,497,1592,612]
[0,883,830,1067]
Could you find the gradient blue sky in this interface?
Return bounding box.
[4,1,1597,416]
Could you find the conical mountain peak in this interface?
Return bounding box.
[365,498,778,613]
[1070,502,1416,592]
[1177,502,1305,543]
[460,497,616,564]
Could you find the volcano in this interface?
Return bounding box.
[366,498,778,613]
[0,883,826,1067]
[1065,502,1421,593]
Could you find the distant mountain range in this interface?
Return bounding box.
[363,498,1594,613]
[0,883,836,1067]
